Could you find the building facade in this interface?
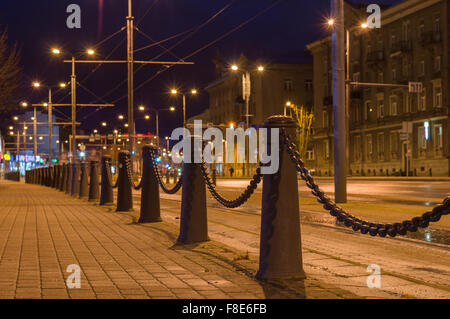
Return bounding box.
[205,54,313,126]
[204,53,313,176]
[307,0,450,176]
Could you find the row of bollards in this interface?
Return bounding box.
[24,115,304,280]
[5,171,20,182]
[26,161,100,202]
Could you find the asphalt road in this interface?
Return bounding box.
[215,179,450,204]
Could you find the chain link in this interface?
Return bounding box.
[200,160,262,208]
[149,147,182,194]
[124,155,142,190]
[281,130,450,238]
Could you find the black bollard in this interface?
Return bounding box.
[52,166,59,189]
[116,151,133,212]
[100,156,114,205]
[71,163,81,197]
[79,162,89,199]
[60,163,67,191]
[256,115,305,280]
[65,164,73,194]
[178,136,208,244]
[138,145,161,223]
[88,161,100,202]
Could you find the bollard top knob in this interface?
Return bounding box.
[264,115,298,128]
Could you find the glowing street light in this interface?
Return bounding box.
[51,48,61,55]
[169,106,176,111]
[145,115,150,120]
[191,89,197,95]
[138,105,145,111]
[257,66,264,72]
[59,82,67,88]
[102,122,107,127]
[231,65,238,71]
[87,49,95,55]
[21,102,28,107]
[32,82,40,88]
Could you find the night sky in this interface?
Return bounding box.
[0,0,398,138]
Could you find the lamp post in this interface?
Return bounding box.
[51,48,95,162]
[32,81,68,164]
[327,14,368,203]
[170,89,197,128]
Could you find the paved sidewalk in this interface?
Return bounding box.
[0,180,350,299]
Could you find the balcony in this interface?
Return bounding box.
[390,40,412,56]
[420,31,441,46]
[366,50,384,65]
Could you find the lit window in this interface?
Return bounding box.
[390,95,398,116]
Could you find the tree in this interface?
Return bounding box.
[287,104,314,158]
[0,29,21,115]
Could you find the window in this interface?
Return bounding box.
[377,133,385,161]
[364,100,371,121]
[434,15,441,34]
[378,100,385,118]
[366,134,373,157]
[306,149,315,160]
[305,79,313,91]
[402,21,409,41]
[418,88,426,111]
[434,82,442,108]
[324,140,330,159]
[378,72,383,83]
[354,135,361,162]
[353,72,360,82]
[419,60,425,76]
[392,68,397,81]
[390,132,399,160]
[434,56,441,72]
[390,95,398,116]
[418,19,425,40]
[390,33,396,48]
[435,124,443,155]
[322,110,329,128]
[284,79,294,91]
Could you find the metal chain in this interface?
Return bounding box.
[200,160,262,208]
[281,130,450,238]
[149,147,182,194]
[124,155,143,190]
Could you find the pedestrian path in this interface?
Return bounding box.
[0,181,316,299]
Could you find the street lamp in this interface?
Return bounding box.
[51,47,95,162]
[170,88,197,127]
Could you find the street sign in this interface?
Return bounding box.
[408,82,423,93]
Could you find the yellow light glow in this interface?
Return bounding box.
[87,49,95,55]
[118,115,124,120]
[327,19,334,26]
[59,83,67,88]
[43,103,48,107]
[102,122,107,127]
[139,105,145,111]
[231,65,238,71]
[286,101,292,106]
[191,89,197,95]
[361,23,368,29]
[52,48,61,55]
[257,66,264,72]
[93,129,98,133]
[32,82,40,88]
[124,123,129,127]
[13,116,18,121]
[170,89,178,95]
[169,106,175,111]
[229,122,234,129]
[21,102,28,107]
[145,115,150,120]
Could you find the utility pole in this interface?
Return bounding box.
[48,88,53,163]
[33,107,37,159]
[71,56,76,163]
[331,0,347,203]
[127,0,135,155]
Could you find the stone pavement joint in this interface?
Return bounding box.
[0,181,361,299]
